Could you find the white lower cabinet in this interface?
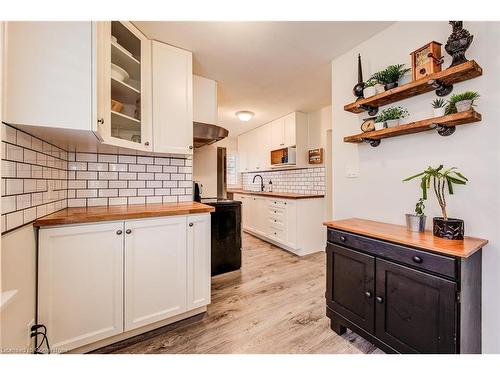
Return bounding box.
[124,216,187,331]
[234,193,324,256]
[38,213,211,352]
[38,222,124,351]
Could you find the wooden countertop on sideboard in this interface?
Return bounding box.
[323,218,488,258]
[35,202,215,227]
[228,189,324,200]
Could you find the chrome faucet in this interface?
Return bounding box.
[252,174,265,192]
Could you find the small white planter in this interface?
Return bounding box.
[455,99,473,112]
[363,86,377,98]
[374,122,386,131]
[386,119,400,128]
[375,84,385,94]
[433,107,446,117]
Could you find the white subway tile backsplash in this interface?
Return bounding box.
[2,124,193,233]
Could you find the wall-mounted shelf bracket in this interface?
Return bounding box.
[434,124,456,136]
[363,138,381,147]
[428,79,453,97]
[357,104,378,116]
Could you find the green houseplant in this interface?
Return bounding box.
[363,79,377,98]
[432,98,447,117]
[371,64,411,90]
[405,198,426,232]
[403,165,468,239]
[375,106,409,128]
[445,91,480,114]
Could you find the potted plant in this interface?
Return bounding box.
[445,91,480,114]
[375,106,409,128]
[363,79,377,98]
[431,98,447,117]
[405,198,426,232]
[371,64,411,90]
[403,165,468,240]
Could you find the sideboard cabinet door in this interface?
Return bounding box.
[375,258,457,353]
[326,244,375,334]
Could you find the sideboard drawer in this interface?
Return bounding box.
[328,229,456,279]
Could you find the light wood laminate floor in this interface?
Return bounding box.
[96,233,383,354]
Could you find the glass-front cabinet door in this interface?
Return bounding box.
[96,21,152,151]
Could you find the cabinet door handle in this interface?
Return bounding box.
[144,141,150,146]
[412,256,423,264]
[189,222,194,227]
[339,236,347,242]
[365,291,372,298]
[97,118,104,125]
[126,229,132,234]
[116,230,122,235]
[376,296,384,304]
[189,145,193,150]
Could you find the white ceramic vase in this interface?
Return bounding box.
[374,122,385,131]
[433,107,446,117]
[375,84,385,94]
[386,119,400,128]
[363,86,377,98]
[455,100,473,112]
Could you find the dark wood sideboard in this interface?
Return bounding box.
[323,218,488,354]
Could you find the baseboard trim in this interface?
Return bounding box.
[243,228,322,256]
[67,307,207,354]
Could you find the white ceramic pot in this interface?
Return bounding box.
[363,86,377,98]
[374,121,386,131]
[386,119,400,128]
[375,84,385,94]
[433,107,446,117]
[455,100,473,112]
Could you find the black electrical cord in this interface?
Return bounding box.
[31,324,50,354]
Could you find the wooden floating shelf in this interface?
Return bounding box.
[344,61,483,114]
[344,110,481,146]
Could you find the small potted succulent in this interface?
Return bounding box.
[403,165,468,240]
[371,64,411,90]
[375,106,409,128]
[445,91,480,114]
[431,98,447,117]
[363,79,377,98]
[405,198,426,232]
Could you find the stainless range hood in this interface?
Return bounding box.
[193,122,229,148]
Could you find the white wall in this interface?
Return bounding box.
[331,21,500,353]
[308,105,332,152]
[193,137,239,197]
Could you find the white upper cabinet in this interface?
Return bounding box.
[238,112,309,173]
[3,22,94,131]
[193,75,217,124]
[270,118,285,150]
[96,21,153,152]
[152,41,193,155]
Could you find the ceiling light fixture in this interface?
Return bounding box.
[235,111,254,122]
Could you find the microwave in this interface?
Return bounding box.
[270,146,296,166]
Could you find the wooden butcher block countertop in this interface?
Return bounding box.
[35,202,215,227]
[228,189,324,199]
[323,218,488,258]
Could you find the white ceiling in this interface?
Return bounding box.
[135,21,393,137]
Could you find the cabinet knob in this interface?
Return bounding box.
[339,236,347,242]
[189,145,193,150]
[97,118,104,125]
[116,230,122,235]
[365,291,372,298]
[412,256,423,264]
[126,229,132,234]
[189,222,194,227]
[376,296,384,304]
[144,141,150,146]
